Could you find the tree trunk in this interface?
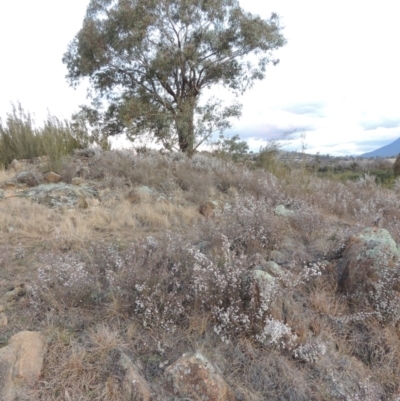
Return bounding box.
[175,99,195,155]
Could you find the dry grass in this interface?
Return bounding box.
[0,168,14,184]
[3,150,400,400]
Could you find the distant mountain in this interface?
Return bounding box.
[361,137,400,158]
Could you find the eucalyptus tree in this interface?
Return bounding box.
[63,0,285,154]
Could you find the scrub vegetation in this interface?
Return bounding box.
[2,146,400,400]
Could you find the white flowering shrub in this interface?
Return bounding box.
[129,235,264,340]
[256,317,297,349]
[368,253,400,325]
[33,253,97,308]
[59,232,303,346]
[168,151,186,162]
[190,152,225,171]
[336,248,400,325]
[356,173,377,189]
[393,177,400,193]
[204,195,286,254]
[293,339,327,363]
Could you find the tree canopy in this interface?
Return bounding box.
[63,0,286,154]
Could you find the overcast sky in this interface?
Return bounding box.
[1,0,399,155]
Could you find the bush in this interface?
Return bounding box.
[393,154,400,177]
[0,103,89,171]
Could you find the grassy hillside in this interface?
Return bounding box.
[1,149,400,400]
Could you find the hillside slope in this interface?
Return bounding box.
[1,149,400,400]
[361,137,400,157]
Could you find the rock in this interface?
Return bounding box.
[274,204,295,217]
[252,269,275,284]
[265,261,284,277]
[0,304,5,312]
[118,351,152,401]
[4,182,16,189]
[248,253,268,269]
[4,284,28,302]
[0,331,47,401]
[77,165,90,178]
[43,172,62,183]
[19,156,49,171]
[241,268,278,309]
[248,254,283,276]
[9,159,22,171]
[127,186,155,203]
[336,228,400,294]
[197,241,211,254]
[269,250,288,265]
[199,201,216,217]
[23,183,99,209]
[71,177,84,186]
[13,171,43,187]
[165,352,235,401]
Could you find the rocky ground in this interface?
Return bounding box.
[1,149,400,400]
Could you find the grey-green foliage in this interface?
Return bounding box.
[63,0,286,154]
[393,153,400,177]
[214,133,249,161]
[0,104,89,171]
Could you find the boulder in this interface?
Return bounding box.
[127,186,155,203]
[71,177,84,186]
[336,228,400,294]
[8,159,23,172]
[23,183,99,209]
[248,253,268,269]
[13,171,43,187]
[199,201,218,217]
[118,351,152,401]
[4,284,28,303]
[3,182,17,189]
[269,250,288,265]
[0,331,47,401]
[26,156,49,170]
[43,172,62,183]
[274,204,295,217]
[265,261,284,277]
[165,352,235,401]
[9,156,49,172]
[252,269,275,284]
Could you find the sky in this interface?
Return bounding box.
[0,0,399,155]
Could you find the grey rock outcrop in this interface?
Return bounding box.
[9,156,49,172]
[274,204,295,217]
[23,183,99,208]
[127,186,156,203]
[13,171,43,187]
[165,352,235,401]
[336,228,400,293]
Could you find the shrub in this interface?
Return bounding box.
[0,103,88,171]
[393,153,400,177]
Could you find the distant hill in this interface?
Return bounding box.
[361,137,400,158]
